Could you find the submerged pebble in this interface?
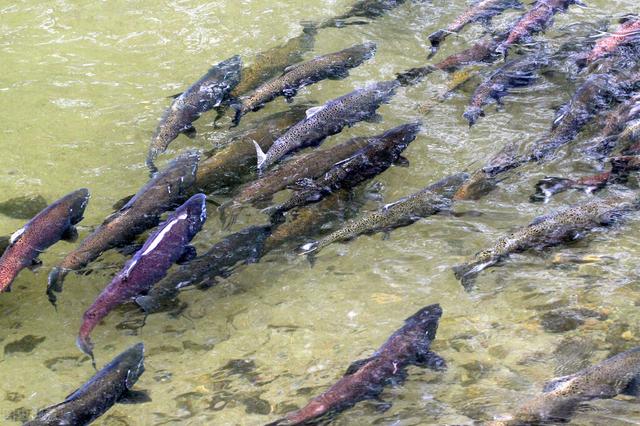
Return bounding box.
[3,335,46,355]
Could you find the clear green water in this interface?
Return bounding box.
[2,1,640,425]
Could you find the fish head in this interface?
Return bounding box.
[181,193,208,233]
[122,343,146,389]
[67,188,91,224]
[405,303,443,340]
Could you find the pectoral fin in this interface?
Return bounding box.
[27,257,43,271]
[177,245,197,264]
[327,67,350,80]
[364,113,383,123]
[118,389,151,404]
[621,376,640,397]
[394,155,410,167]
[414,350,447,371]
[345,356,375,376]
[305,106,325,118]
[61,226,79,243]
[182,124,197,139]
[168,92,183,99]
[112,194,135,211]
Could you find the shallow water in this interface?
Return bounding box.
[2,0,640,425]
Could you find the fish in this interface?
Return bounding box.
[266,303,445,426]
[299,172,469,257]
[453,142,523,200]
[495,0,585,57]
[464,51,548,126]
[147,56,242,168]
[318,0,408,29]
[254,80,400,174]
[0,189,89,293]
[220,132,372,226]
[48,151,199,304]
[24,343,147,426]
[577,16,640,69]
[195,105,309,194]
[489,346,640,425]
[134,225,271,315]
[0,194,48,220]
[232,42,377,126]
[264,123,421,219]
[528,72,635,161]
[453,193,639,289]
[77,193,207,361]
[263,189,356,253]
[428,0,523,57]
[229,23,317,100]
[397,37,501,86]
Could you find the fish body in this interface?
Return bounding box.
[299,172,469,256]
[196,106,308,194]
[490,346,640,425]
[230,24,317,99]
[578,17,640,68]
[134,225,271,315]
[529,73,624,161]
[496,0,582,56]
[25,343,146,426]
[428,0,523,57]
[453,194,638,288]
[267,304,445,426]
[48,151,199,303]
[221,133,372,224]
[77,194,207,359]
[255,80,400,174]
[233,42,377,125]
[0,189,89,293]
[266,123,420,218]
[464,52,548,126]
[585,93,640,159]
[319,0,407,28]
[147,56,242,167]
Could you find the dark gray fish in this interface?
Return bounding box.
[464,51,549,126]
[147,56,242,168]
[77,194,207,361]
[428,0,523,57]
[0,189,89,293]
[0,195,48,219]
[135,225,271,315]
[299,172,469,256]
[453,193,639,289]
[264,123,420,219]
[255,80,400,174]
[318,0,408,29]
[24,343,147,426]
[489,346,640,425]
[232,42,376,126]
[48,151,199,304]
[266,304,445,426]
[529,72,640,161]
[220,131,374,227]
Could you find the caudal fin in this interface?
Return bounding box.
[230,102,244,128]
[47,267,69,307]
[463,106,485,127]
[218,201,240,230]
[427,29,449,58]
[253,140,268,176]
[76,334,96,369]
[453,259,496,290]
[530,177,574,203]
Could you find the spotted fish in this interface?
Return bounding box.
[232,42,376,126]
[489,346,640,425]
[77,193,207,361]
[299,172,469,257]
[147,56,242,168]
[254,80,399,174]
[453,193,639,289]
[0,189,89,293]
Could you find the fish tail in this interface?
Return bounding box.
[530,177,574,203]
[453,259,495,290]
[46,267,69,307]
[300,20,318,35]
[396,66,436,87]
[229,102,243,128]
[218,201,239,230]
[76,333,96,369]
[253,140,268,176]
[463,106,484,127]
[427,29,448,58]
[134,294,159,316]
[145,151,159,176]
